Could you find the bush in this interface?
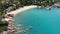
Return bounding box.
[0,21,8,32]
[0,21,8,26]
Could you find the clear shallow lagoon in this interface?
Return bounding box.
[13,8,60,34]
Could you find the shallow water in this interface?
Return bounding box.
[13,8,60,34]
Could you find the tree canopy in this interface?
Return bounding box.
[0,0,60,33]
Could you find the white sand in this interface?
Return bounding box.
[7,5,37,16]
[5,5,37,21]
[3,5,37,34]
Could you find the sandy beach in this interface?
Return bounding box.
[5,5,37,21]
[3,5,37,34]
[7,5,37,16]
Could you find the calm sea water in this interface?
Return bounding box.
[13,8,60,34]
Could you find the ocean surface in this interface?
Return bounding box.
[13,8,60,34]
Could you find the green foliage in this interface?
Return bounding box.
[0,21,8,26]
[0,21,8,32]
[0,0,60,33]
[18,0,55,6]
[0,32,2,34]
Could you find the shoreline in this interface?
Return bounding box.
[3,5,37,34]
[3,5,60,34]
[5,5,37,21]
[6,5,37,16]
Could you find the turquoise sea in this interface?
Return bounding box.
[13,8,60,34]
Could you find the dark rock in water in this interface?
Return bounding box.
[57,6,60,8]
[49,8,51,10]
[46,8,51,10]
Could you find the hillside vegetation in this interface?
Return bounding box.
[0,0,60,33]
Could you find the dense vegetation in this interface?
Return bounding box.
[0,11,8,33]
[0,0,60,33]
[17,0,60,6]
[0,21,8,32]
[0,0,8,33]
